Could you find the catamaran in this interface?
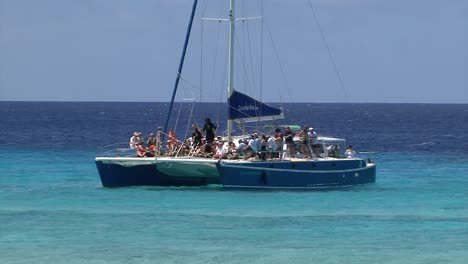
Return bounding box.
[95,0,376,188]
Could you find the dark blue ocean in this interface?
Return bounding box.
[1,102,467,264]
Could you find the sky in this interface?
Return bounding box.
[1,0,467,103]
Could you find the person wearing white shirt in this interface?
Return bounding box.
[345,145,356,158]
[308,127,321,158]
[267,136,277,159]
[129,132,139,149]
[213,141,228,159]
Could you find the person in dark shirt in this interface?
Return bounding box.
[203,118,217,144]
[284,126,296,158]
[192,124,203,147]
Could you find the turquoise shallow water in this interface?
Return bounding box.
[1,150,467,264]
[1,102,467,263]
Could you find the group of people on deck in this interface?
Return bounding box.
[129,118,217,158]
[129,119,357,159]
[280,125,321,159]
[129,130,158,157]
[129,126,177,157]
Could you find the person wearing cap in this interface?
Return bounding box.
[137,132,144,144]
[129,132,139,149]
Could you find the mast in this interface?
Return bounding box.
[227,0,235,142]
[163,0,199,136]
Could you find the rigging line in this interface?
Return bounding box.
[164,0,199,137]
[239,2,261,102]
[200,9,204,102]
[173,82,193,136]
[182,99,196,143]
[244,6,260,100]
[174,100,184,132]
[199,0,210,102]
[219,23,229,101]
[173,75,199,108]
[264,21,291,103]
[241,1,247,93]
[307,0,349,101]
[235,2,249,95]
[242,0,260,97]
[259,0,264,102]
[234,28,256,98]
[208,20,222,102]
[234,30,246,90]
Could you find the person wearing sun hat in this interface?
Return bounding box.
[129,131,139,149]
[137,132,144,144]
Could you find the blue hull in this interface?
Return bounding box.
[218,159,376,189]
[95,160,220,188]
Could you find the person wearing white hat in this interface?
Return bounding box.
[129,132,139,149]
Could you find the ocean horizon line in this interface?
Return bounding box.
[1,100,466,105]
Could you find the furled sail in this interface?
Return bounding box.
[228,90,284,123]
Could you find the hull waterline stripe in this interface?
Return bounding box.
[220,163,375,174]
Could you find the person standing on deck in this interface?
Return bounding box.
[298,126,311,158]
[308,127,321,158]
[155,127,163,156]
[267,136,277,159]
[274,128,284,159]
[284,126,296,158]
[345,145,356,158]
[203,118,217,144]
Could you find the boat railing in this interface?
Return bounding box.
[96,142,136,157]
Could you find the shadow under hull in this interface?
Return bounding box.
[95,158,220,188]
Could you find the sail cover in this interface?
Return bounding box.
[228,90,284,123]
